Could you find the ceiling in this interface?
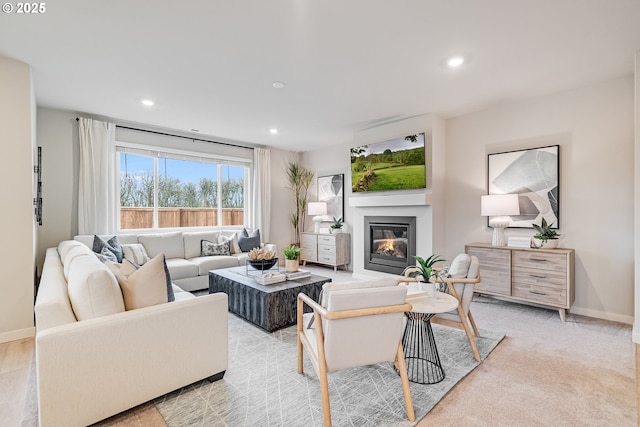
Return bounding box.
[1,0,640,152]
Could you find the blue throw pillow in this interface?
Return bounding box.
[92,235,123,263]
[238,228,261,252]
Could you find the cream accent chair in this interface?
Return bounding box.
[297,280,415,427]
[398,254,482,362]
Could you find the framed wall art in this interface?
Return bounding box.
[487,145,559,229]
[318,174,344,221]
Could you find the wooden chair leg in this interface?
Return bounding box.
[457,305,481,362]
[394,342,415,422]
[297,334,304,374]
[319,368,332,427]
[468,309,480,337]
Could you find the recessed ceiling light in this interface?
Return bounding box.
[447,56,465,68]
[141,99,154,106]
[272,81,286,89]
[269,128,278,134]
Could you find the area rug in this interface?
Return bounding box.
[154,314,504,426]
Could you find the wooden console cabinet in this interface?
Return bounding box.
[301,232,351,272]
[465,243,575,321]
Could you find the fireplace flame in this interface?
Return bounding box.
[376,239,405,258]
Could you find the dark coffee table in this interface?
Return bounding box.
[209,266,331,332]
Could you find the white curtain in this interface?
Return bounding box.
[250,147,271,241]
[78,118,117,235]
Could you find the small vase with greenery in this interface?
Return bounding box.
[283,245,301,273]
[412,254,446,283]
[531,218,560,249]
[329,217,344,234]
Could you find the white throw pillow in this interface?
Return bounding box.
[448,254,471,278]
[108,254,171,310]
[121,243,150,265]
[218,232,241,254]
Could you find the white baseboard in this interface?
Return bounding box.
[0,327,35,344]
[569,306,634,325]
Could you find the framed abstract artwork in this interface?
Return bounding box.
[318,174,344,221]
[487,145,559,229]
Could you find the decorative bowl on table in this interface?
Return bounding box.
[247,258,278,271]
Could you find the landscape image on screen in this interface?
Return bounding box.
[351,133,426,192]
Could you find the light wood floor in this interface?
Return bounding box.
[0,337,34,427]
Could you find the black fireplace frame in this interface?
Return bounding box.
[364,216,417,275]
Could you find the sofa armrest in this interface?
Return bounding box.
[36,293,228,427]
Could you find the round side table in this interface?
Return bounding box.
[399,290,458,384]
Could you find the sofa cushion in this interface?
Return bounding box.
[92,235,123,263]
[108,254,173,310]
[183,231,220,259]
[57,240,85,260]
[238,228,261,252]
[121,243,150,265]
[219,231,241,254]
[190,256,242,275]
[67,255,125,321]
[61,245,94,281]
[164,258,199,280]
[139,231,184,259]
[201,239,231,256]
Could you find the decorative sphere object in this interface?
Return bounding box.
[247,258,277,271]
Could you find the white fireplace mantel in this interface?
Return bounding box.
[348,190,432,207]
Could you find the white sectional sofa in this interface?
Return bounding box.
[74,229,276,291]
[35,230,261,427]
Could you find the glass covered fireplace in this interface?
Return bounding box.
[364,216,416,275]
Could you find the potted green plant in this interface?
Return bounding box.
[412,254,446,283]
[329,217,344,234]
[283,245,301,272]
[531,218,560,249]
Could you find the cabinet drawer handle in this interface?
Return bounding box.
[530,290,547,295]
[530,258,548,262]
[530,274,546,278]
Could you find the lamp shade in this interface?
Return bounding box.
[481,194,520,217]
[308,201,328,216]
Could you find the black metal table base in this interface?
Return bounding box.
[396,312,445,384]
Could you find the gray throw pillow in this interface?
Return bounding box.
[96,246,118,263]
[92,235,123,263]
[201,239,231,256]
[238,228,261,252]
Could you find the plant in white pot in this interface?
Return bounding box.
[412,254,446,296]
[329,217,344,234]
[283,245,301,272]
[531,218,560,249]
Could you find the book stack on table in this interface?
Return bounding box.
[254,272,286,285]
[284,269,311,280]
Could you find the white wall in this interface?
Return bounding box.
[445,76,635,324]
[0,56,36,342]
[633,52,640,341]
[36,108,79,269]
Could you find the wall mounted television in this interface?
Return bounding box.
[350,132,426,193]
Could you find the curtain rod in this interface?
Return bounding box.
[75,117,253,150]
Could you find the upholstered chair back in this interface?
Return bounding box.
[322,285,407,372]
[438,254,479,322]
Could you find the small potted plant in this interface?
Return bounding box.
[531,218,561,249]
[329,217,344,234]
[283,245,301,272]
[412,254,446,283]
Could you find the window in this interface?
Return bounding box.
[118,149,249,230]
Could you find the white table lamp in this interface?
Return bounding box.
[481,194,520,246]
[308,202,327,233]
